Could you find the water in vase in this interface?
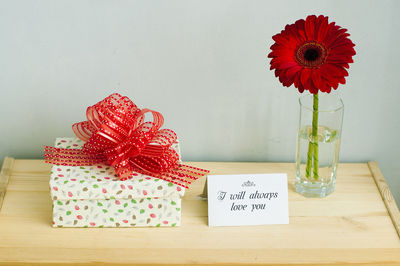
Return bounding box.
[295,125,341,197]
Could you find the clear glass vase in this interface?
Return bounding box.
[295,93,344,198]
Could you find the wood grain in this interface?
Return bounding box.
[368,161,400,238]
[0,159,399,265]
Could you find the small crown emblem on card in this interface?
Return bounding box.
[241,181,255,187]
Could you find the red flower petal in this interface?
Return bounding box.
[294,19,306,40]
[317,16,329,42]
[307,75,317,94]
[286,66,302,80]
[311,70,322,89]
[305,15,317,40]
[300,68,311,89]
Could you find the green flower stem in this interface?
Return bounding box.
[305,141,313,178]
[305,93,319,180]
[312,93,319,180]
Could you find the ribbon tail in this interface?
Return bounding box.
[127,163,209,189]
[165,164,210,188]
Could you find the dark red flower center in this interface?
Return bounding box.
[295,42,327,68]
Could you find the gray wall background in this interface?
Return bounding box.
[1,0,399,204]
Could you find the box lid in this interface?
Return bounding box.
[49,138,185,201]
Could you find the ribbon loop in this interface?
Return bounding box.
[44,93,209,188]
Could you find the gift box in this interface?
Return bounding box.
[45,93,209,227]
[50,137,185,228]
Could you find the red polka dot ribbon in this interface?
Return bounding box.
[44,93,209,188]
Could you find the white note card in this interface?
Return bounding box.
[207,173,289,227]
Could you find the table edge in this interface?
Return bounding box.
[0,157,14,212]
[368,161,400,239]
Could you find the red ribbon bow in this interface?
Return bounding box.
[44,93,209,188]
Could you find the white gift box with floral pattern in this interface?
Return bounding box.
[50,138,185,228]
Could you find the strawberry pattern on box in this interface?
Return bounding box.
[50,137,185,228]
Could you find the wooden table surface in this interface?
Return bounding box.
[0,158,399,265]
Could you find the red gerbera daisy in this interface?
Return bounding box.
[268,15,356,94]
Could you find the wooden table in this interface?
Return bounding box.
[0,158,399,265]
